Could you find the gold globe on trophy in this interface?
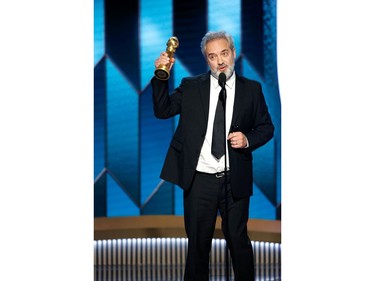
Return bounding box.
[154,36,179,80]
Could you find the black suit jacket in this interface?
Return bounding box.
[151,72,274,198]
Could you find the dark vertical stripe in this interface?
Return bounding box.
[94,57,107,178]
[105,0,140,89]
[94,174,107,217]
[242,0,264,76]
[94,58,107,218]
[173,0,208,75]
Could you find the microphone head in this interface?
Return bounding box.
[218,72,226,88]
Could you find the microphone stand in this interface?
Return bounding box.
[220,86,230,281]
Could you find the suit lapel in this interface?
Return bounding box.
[198,72,211,124]
[231,75,244,128]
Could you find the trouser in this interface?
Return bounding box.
[183,171,254,281]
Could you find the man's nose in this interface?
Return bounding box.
[217,55,223,64]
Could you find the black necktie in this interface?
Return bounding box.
[211,89,225,159]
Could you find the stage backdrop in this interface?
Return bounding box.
[94,0,281,220]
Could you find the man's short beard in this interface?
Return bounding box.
[211,64,235,80]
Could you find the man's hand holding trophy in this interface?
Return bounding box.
[154,36,179,80]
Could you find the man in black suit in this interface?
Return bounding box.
[152,31,274,281]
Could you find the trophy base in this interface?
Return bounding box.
[154,66,170,81]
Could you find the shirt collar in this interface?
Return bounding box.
[211,71,236,90]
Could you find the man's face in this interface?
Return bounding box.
[205,38,236,79]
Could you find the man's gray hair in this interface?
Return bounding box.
[200,31,235,57]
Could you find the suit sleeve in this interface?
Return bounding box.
[245,83,274,152]
[151,76,183,119]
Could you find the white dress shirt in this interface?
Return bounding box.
[196,72,236,174]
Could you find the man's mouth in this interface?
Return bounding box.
[218,65,227,71]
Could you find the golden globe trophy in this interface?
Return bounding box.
[154,36,179,80]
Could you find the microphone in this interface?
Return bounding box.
[218,72,226,101]
[218,72,226,88]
